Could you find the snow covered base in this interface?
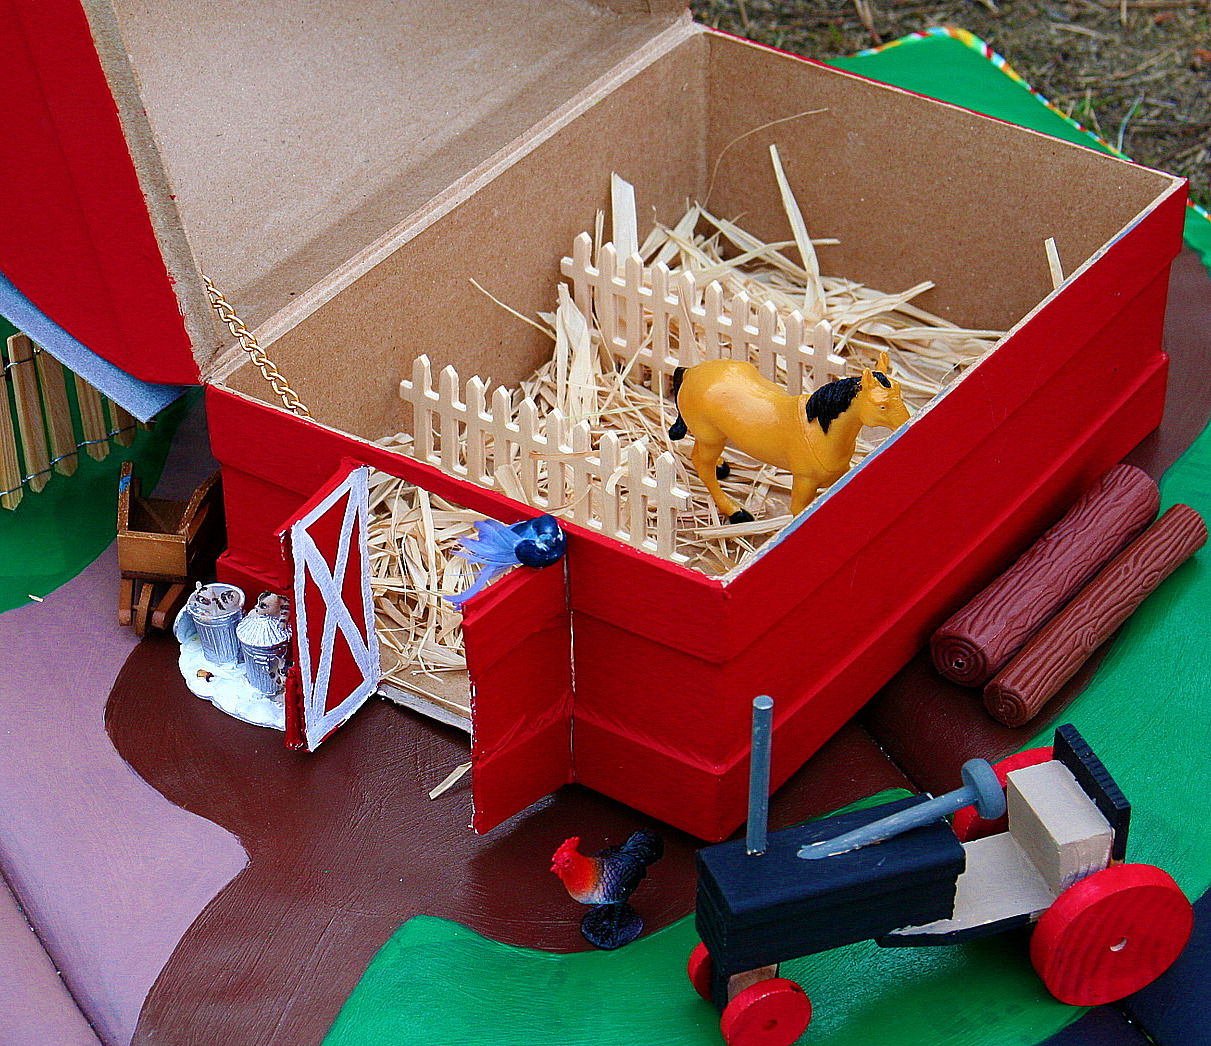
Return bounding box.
[177,636,285,731]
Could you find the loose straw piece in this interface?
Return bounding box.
[611,172,639,261]
[429,761,472,799]
[1045,237,1065,290]
[769,144,824,322]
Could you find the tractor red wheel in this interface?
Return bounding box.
[1031,863,1193,1006]
[953,747,1053,841]
[720,978,812,1046]
[687,941,714,1001]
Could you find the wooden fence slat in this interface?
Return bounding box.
[8,334,50,492]
[784,311,806,394]
[437,366,462,475]
[623,252,644,355]
[649,263,671,386]
[599,432,621,541]
[408,356,436,465]
[569,421,593,525]
[491,386,514,482]
[625,440,648,545]
[755,301,778,381]
[597,244,620,353]
[568,233,594,321]
[542,408,567,511]
[466,376,489,486]
[0,341,22,509]
[109,400,136,448]
[73,372,110,461]
[34,350,78,476]
[701,282,723,359]
[653,451,682,561]
[516,399,542,504]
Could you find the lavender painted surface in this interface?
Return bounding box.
[0,398,247,1046]
[0,875,102,1046]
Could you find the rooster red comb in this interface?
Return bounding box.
[550,836,580,872]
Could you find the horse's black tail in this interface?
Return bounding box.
[668,366,688,441]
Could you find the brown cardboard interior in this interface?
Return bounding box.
[218,29,1177,471]
[97,0,686,364]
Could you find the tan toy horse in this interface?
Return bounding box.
[669,352,909,523]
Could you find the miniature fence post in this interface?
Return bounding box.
[514,399,544,508]
[437,365,462,475]
[74,374,110,461]
[754,301,779,382]
[783,311,807,395]
[598,431,622,541]
[700,283,725,360]
[33,350,78,477]
[544,409,570,512]
[7,334,50,492]
[651,451,683,561]
[624,440,648,545]
[811,319,846,384]
[110,401,136,448]
[404,356,438,466]
[649,263,673,389]
[0,347,22,510]
[568,233,595,321]
[596,244,620,354]
[490,386,516,490]
[622,253,644,356]
[566,420,594,526]
[465,376,491,486]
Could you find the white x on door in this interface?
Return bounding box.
[286,464,380,751]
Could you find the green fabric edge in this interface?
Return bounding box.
[0,313,195,613]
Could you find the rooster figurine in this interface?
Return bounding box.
[550,829,664,950]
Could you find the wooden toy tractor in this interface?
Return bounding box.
[687,705,1193,1046]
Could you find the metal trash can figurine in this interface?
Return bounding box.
[183,582,245,665]
[236,592,292,698]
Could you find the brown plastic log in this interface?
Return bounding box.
[930,464,1159,686]
[985,504,1207,727]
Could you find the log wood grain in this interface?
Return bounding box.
[985,504,1207,727]
[930,465,1159,686]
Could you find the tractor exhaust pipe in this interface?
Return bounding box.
[746,696,774,855]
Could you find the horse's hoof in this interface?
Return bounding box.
[716,462,731,480]
[728,509,755,525]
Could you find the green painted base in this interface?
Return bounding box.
[0,383,195,613]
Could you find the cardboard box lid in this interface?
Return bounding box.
[0,0,688,386]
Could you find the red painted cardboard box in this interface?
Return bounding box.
[0,0,1187,840]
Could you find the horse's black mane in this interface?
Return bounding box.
[805,371,890,433]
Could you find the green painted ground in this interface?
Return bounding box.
[0,314,192,612]
[322,31,1211,1046]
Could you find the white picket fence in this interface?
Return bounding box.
[560,233,847,394]
[400,355,691,561]
[398,236,850,561]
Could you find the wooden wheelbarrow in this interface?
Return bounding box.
[117,461,226,636]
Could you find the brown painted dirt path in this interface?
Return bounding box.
[112,634,909,1046]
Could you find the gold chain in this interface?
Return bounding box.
[202,275,311,418]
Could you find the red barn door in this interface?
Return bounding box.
[461,555,573,833]
[282,465,380,751]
